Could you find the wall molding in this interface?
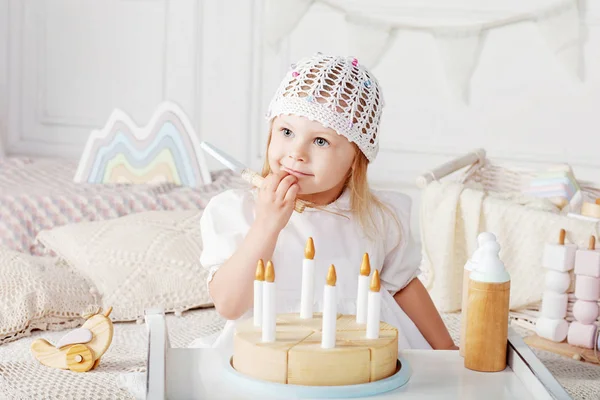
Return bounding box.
[248,0,264,166]
[0,0,7,154]
[192,0,204,137]
[34,1,121,128]
[5,0,600,183]
[7,0,201,158]
[6,0,23,155]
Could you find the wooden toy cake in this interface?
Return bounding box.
[231,239,400,386]
[232,313,398,386]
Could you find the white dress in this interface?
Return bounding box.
[192,187,432,352]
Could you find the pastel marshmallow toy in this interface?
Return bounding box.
[572,300,599,325]
[567,321,597,349]
[581,199,600,219]
[535,317,569,342]
[542,229,576,272]
[574,275,600,301]
[574,236,600,277]
[544,270,571,293]
[540,291,568,319]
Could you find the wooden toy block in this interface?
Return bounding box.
[540,291,568,319]
[581,199,600,219]
[535,317,569,342]
[232,328,314,384]
[31,306,113,372]
[287,329,397,386]
[544,270,571,293]
[567,321,597,349]
[524,334,600,364]
[574,236,600,277]
[574,275,600,301]
[572,300,599,325]
[542,229,576,272]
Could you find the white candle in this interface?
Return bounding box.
[322,264,337,349]
[366,270,381,339]
[262,260,276,342]
[356,253,371,324]
[300,237,315,319]
[254,259,264,327]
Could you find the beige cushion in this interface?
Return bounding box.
[37,210,211,322]
[0,247,94,344]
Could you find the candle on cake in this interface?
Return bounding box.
[262,260,276,343]
[356,253,371,324]
[366,270,381,339]
[254,259,264,327]
[300,237,315,319]
[322,264,337,349]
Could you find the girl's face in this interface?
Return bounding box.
[268,114,356,205]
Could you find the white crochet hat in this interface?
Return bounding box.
[265,53,385,162]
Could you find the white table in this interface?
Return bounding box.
[144,310,572,400]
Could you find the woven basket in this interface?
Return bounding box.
[461,158,600,199]
[466,159,600,331]
[418,150,600,331]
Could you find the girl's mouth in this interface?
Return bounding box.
[281,166,313,177]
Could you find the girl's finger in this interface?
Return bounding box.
[263,171,287,192]
[284,182,299,204]
[275,175,297,200]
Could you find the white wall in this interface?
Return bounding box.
[1,0,600,233]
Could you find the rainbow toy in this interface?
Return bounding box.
[74,102,212,186]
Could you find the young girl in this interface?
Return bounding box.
[197,53,456,352]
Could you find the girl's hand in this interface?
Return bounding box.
[255,171,299,234]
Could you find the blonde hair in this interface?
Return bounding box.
[260,131,400,241]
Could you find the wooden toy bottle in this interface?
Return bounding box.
[460,232,497,357]
[464,240,511,372]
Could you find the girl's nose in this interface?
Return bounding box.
[288,142,308,162]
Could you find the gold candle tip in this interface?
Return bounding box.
[265,260,275,283]
[326,264,337,286]
[559,228,566,245]
[255,259,265,281]
[370,269,380,292]
[305,237,315,260]
[360,253,371,276]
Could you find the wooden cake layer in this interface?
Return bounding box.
[232,313,398,386]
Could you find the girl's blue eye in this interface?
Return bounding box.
[314,137,330,147]
[282,128,294,137]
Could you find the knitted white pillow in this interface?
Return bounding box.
[37,209,210,322]
[0,247,94,345]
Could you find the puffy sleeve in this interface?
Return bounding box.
[377,191,422,296]
[199,189,255,291]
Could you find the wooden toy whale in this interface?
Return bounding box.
[30,306,114,372]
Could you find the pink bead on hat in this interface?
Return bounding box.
[265,53,385,162]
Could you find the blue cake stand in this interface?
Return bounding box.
[224,356,412,398]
